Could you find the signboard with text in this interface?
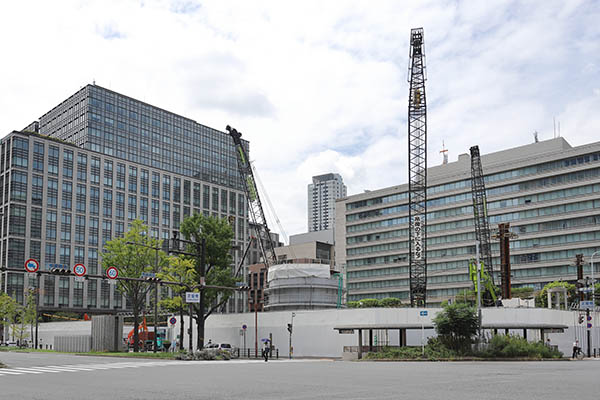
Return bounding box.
[186,292,200,303]
[412,215,423,260]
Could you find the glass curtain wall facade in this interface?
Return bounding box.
[335,138,600,305]
[1,129,249,311]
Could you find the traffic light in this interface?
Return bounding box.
[145,276,161,283]
[579,314,584,324]
[287,323,292,334]
[236,284,250,291]
[50,266,70,275]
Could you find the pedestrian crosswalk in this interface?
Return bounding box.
[0,358,322,377]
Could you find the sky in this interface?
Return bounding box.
[0,0,599,241]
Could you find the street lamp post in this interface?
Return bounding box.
[476,241,482,348]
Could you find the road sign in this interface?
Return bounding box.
[588,323,593,329]
[73,263,86,277]
[419,310,428,316]
[186,292,200,303]
[74,276,85,282]
[580,300,594,309]
[338,329,355,334]
[579,287,593,293]
[24,259,39,273]
[169,317,177,325]
[106,266,119,280]
[242,324,247,330]
[141,272,156,279]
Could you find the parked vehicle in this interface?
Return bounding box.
[205,342,235,355]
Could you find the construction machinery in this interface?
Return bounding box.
[469,145,497,305]
[226,125,277,267]
[468,260,498,304]
[408,27,428,307]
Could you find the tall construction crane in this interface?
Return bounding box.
[408,27,428,307]
[469,145,496,305]
[226,125,277,267]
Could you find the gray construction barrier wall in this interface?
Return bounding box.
[91,315,124,352]
[54,335,91,353]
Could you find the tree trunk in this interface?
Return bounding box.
[179,302,184,351]
[133,293,140,353]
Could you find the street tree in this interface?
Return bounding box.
[103,219,168,352]
[157,255,196,351]
[433,303,479,353]
[180,214,239,350]
[24,290,37,345]
[0,293,17,342]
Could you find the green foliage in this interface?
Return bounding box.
[157,256,196,313]
[535,281,576,308]
[477,335,563,359]
[180,214,238,316]
[347,298,403,308]
[433,303,479,353]
[102,220,169,352]
[379,297,402,307]
[511,287,535,299]
[0,293,18,330]
[365,339,459,360]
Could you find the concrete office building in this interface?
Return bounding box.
[0,84,251,314]
[335,138,600,305]
[308,173,346,232]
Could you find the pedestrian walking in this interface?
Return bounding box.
[572,339,580,358]
[263,340,270,362]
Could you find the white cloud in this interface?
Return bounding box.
[0,0,598,239]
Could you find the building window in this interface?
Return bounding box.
[151,199,159,225]
[104,160,113,187]
[116,163,126,190]
[129,166,137,192]
[60,213,71,242]
[212,187,218,211]
[90,156,100,184]
[46,210,57,240]
[31,174,43,206]
[140,197,148,223]
[163,175,170,200]
[173,177,181,203]
[103,189,113,218]
[128,195,137,220]
[62,181,72,210]
[77,153,87,181]
[10,171,28,202]
[184,180,191,205]
[33,142,44,172]
[140,169,149,195]
[76,184,86,213]
[162,202,170,227]
[89,217,99,246]
[75,215,86,244]
[221,189,227,213]
[102,220,112,246]
[48,146,59,175]
[152,172,160,198]
[30,208,42,239]
[9,205,26,236]
[47,177,58,208]
[116,192,125,219]
[63,149,73,179]
[90,186,100,215]
[11,137,28,169]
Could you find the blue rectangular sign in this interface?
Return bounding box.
[419,310,428,316]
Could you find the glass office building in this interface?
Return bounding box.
[335,138,600,305]
[1,84,251,313]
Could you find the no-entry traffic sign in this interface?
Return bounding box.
[106,266,119,280]
[25,259,40,273]
[73,263,87,277]
[169,317,177,325]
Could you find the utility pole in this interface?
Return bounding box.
[576,254,584,302]
[288,312,295,359]
[153,245,158,353]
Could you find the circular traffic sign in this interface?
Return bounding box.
[169,317,177,325]
[242,324,247,330]
[106,266,119,280]
[25,259,39,273]
[73,263,86,277]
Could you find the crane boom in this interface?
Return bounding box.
[408,27,428,307]
[226,125,277,267]
[469,145,496,305]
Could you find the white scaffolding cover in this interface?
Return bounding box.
[267,263,330,282]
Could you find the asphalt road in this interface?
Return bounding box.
[0,352,598,400]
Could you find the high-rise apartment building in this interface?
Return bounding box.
[0,84,251,316]
[308,173,346,232]
[335,138,600,305]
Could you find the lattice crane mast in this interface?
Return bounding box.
[469,145,496,305]
[408,27,428,307]
[226,125,277,267]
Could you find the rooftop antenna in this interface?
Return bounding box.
[533,131,539,143]
[558,121,561,137]
[440,140,448,165]
[553,117,556,138]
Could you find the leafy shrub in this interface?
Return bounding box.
[194,350,216,360]
[347,301,360,308]
[433,303,479,354]
[358,298,380,308]
[477,335,562,359]
[379,297,402,307]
